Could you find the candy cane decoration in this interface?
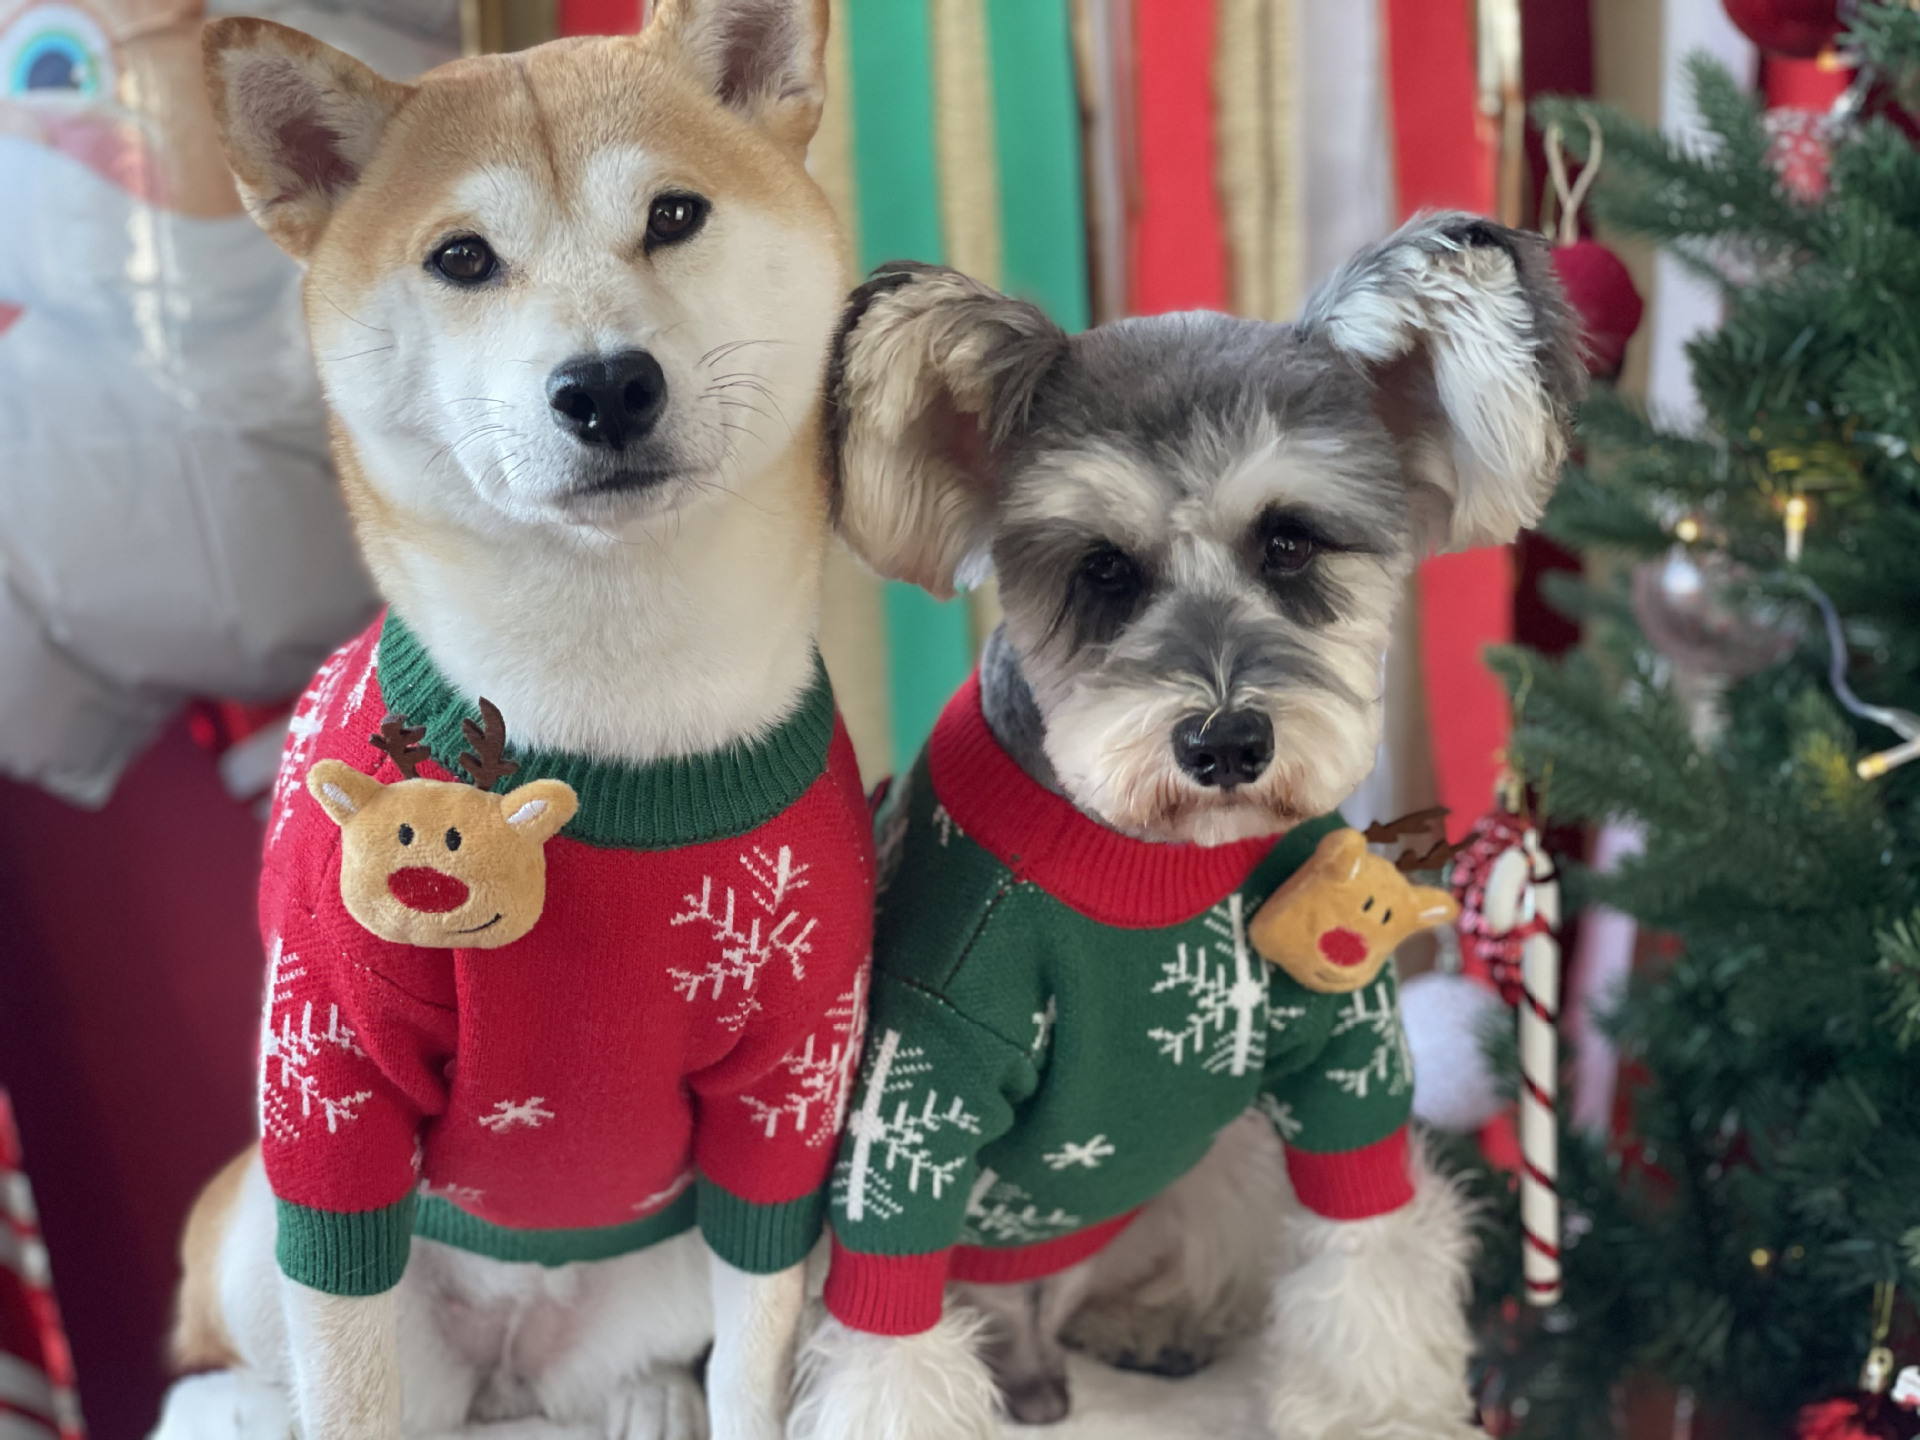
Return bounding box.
[1453,809,1563,1306]
[1497,830,1563,1306]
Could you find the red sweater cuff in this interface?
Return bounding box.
[1285,1127,1414,1220]
[823,1236,952,1336]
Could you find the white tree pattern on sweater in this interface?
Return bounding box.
[1146,895,1265,1076]
[260,934,374,1143]
[669,846,819,1008]
[269,640,373,846]
[834,1028,982,1222]
[1324,980,1412,1101]
[738,971,868,1147]
[961,1169,1082,1246]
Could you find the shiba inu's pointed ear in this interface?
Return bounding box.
[826,263,1066,598]
[652,0,829,150]
[1298,212,1585,552]
[201,17,411,261]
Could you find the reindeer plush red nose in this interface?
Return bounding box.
[388,867,470,913]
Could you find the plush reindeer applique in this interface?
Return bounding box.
[1250,828,1459,994]
[305,701,577,949]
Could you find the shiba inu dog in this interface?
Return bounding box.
[795,215,1583,1440]
[164,5,871,1440]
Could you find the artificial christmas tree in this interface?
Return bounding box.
[1465,5,1920,1434]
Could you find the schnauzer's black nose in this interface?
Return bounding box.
[1172,709,1274,789]
[546,350,667,449]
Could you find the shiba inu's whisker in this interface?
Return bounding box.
[311,286,391,335]
[323,344,397,363]
[696,337,793,368]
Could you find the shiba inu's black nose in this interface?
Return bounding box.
[1172,709,1274,789]
[547,350,667,449]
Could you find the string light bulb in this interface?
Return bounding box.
[1784,495,1810,563]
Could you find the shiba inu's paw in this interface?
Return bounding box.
[601,1372,708,1440]
[149,1369,293,1440]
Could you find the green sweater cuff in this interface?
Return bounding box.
[698,1180,824,1274]
[276,1195,417,1296]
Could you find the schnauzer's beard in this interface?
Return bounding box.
[1038,677,1381,847]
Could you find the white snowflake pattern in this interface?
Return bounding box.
[478,1097,554,1133]
[1030,996,1058,1060]
[1269,1003,1308,1034]
[1041,1134,1115,1171]
[260,934,375,1143]
[960,1169,1082,1246]
[1146,895,1266,1076]
[834,1028,982,1222]
[1256,1092,1303,1141]
[1323,980,1412,1101]
[737,972,868,1148]
[668,846,819,1002]
[931,803,958,847]
[632,1170,695,1215]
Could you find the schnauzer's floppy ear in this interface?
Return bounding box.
[201,18,411,261]
[1299,213,1585,552]
[827,264,1067,598]
[652,0,830,151]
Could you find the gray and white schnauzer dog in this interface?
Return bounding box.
[793,213,1583,1440]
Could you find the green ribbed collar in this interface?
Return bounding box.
[375,612,835,851]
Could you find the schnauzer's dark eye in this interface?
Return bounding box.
[647,193,709,249]
[1079,546,1143,596]
[431,236,498,286]
[397,824,414,846]
[1263,521,1315,575]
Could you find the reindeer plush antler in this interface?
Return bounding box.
[459,698,521,789]
[370,716,430,778]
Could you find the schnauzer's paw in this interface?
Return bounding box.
[1059,1297,1231,1379]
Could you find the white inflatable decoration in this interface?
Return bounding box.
[0,0,456,805]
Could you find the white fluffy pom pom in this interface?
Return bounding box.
[1401,971,1506,1133]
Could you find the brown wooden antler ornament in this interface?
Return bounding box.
[369,716,430,778]
[458,698,521,790]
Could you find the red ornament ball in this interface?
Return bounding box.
[1797,1394,1920,1440]
[1723,0,1843,58]
[1550,240,1644,378]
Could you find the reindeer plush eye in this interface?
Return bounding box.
[445,827,462,852]
[398,824,414,846]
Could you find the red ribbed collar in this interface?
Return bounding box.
[927,672,1278,928]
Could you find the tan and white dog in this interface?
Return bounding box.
[164,4,847,1439]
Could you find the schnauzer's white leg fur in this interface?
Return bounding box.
[1265,1140,1479,1440]
[1068,1113,1284,1372]
[788,1311,1000,1440]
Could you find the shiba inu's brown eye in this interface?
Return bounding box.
[431,236,498,285]
[646,194,708,249]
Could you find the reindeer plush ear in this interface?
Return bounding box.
[307,759,384,827]
[500,780,579,846]
[827,263,1067,598]
[201,17,411,260]
[1298,213,1585,552]
[650,0,829,151]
